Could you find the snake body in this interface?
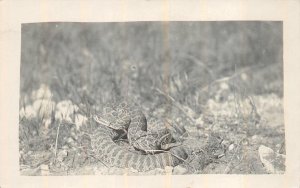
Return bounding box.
[91,99,188,172]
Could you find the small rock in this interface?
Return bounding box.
[128,167,139,173]
[241,73,248,81]
[258,145,285,174]
[56,150,68,162]
[67,137,75,144]
[173,165,188,175]
[251,135,258,140]
[220,82,229,90]
[228,144,235,151]
[176,117,182,122]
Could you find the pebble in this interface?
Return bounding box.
[57,150,68,162]
[173,165,188,175]
[251,135,258,140]
[258,145,285,174]
[228,144,235,151]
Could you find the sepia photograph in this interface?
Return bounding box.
[18,22,285,175]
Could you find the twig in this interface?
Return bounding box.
[144,149,166,153]
[88,153,110,168]
[161,150,188,163]
[54,123,62,158]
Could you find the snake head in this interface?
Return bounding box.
[94,104,131,131]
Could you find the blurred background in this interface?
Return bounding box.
[20,22,283,109]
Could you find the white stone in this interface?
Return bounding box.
[228,144,235,151]
[75,114,88,129]
[33,99,56,118]
[258,145,285,174]
[19,105,37,119]
[31,84,53,100]
[55,100,78,122]
[173,165,188,175]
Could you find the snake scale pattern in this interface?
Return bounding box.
[90,99,188,172]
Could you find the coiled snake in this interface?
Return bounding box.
[90,99,188,172]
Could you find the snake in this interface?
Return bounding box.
[90,99,188,172]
